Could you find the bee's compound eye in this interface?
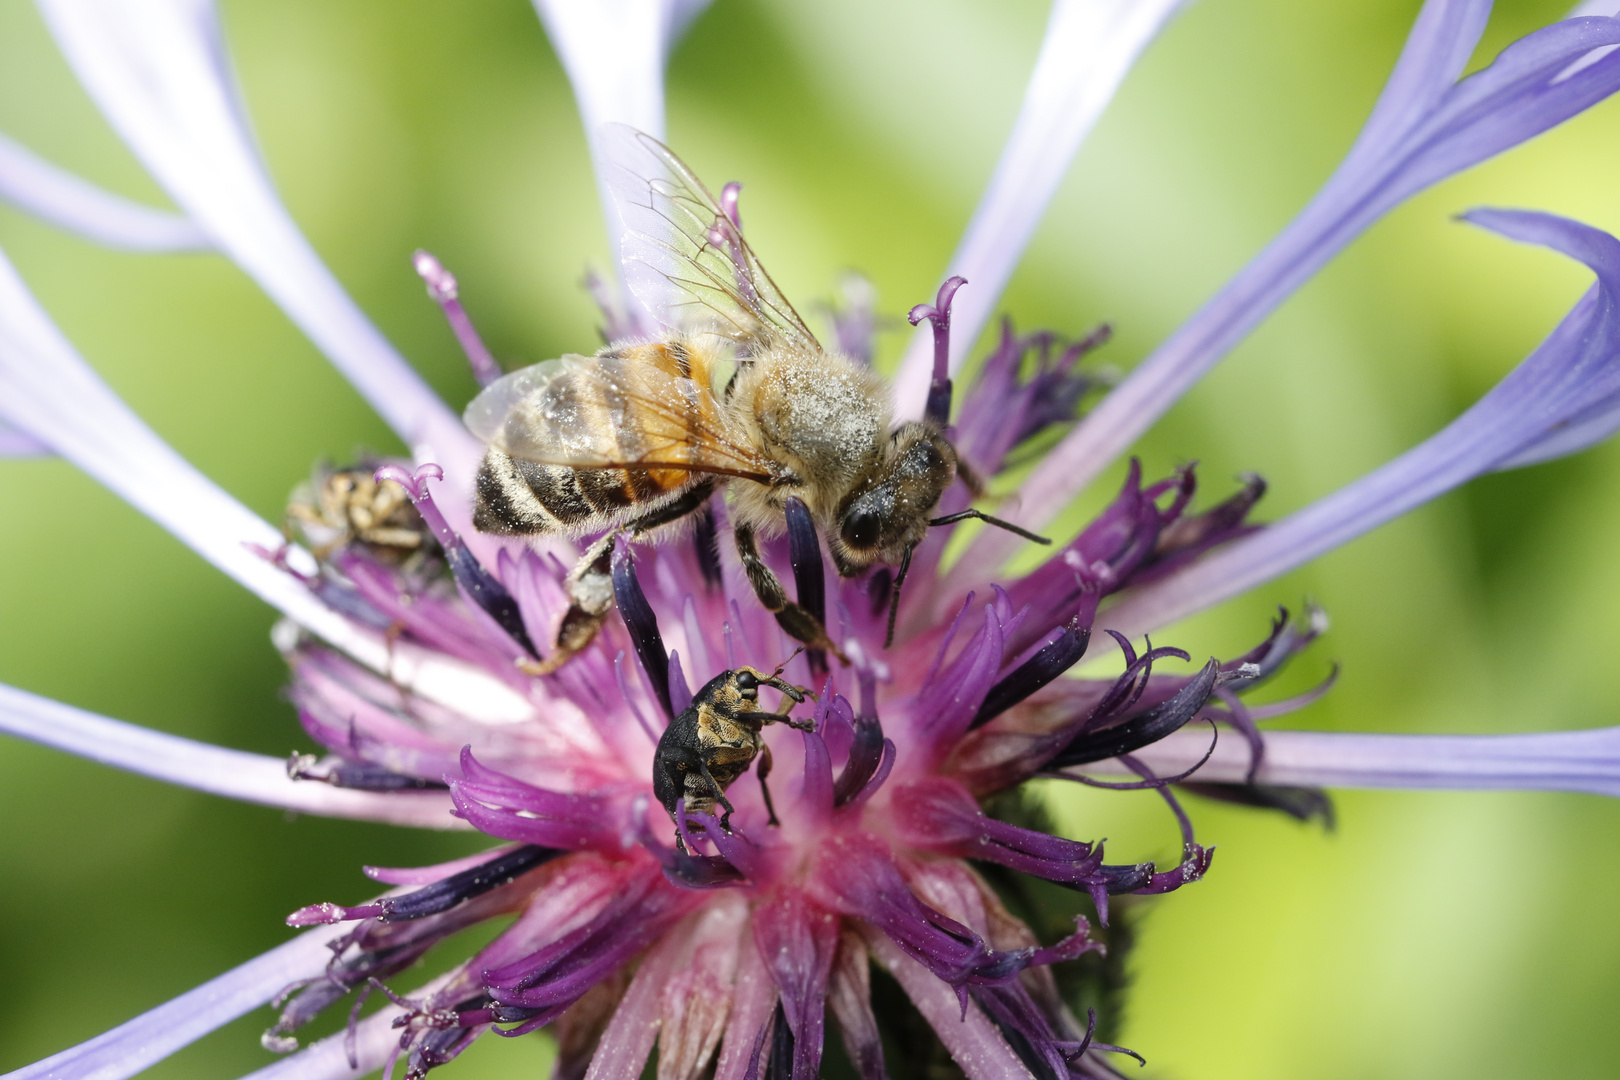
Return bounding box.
[734,670,759,694]
[842,506,881,550]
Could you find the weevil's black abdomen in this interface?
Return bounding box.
[652,705,704,820]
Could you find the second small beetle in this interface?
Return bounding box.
[653,661,815,849]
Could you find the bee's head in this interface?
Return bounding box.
[835,422,955,569]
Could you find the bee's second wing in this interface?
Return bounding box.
[601,125,821,356]
[462,349,776,482]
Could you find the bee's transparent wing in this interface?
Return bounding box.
[601,124,821,355]
[463,350,776,482]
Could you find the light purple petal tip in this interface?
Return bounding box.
[3,929,338,1080]
[1106,209,1620,636]
[894,0,1189,417]
[36,0,475,470]
[0,241,531,720]
[958,2,1620,575]
[1108,724,1620,797]
[0,130,211,252]
[0,682,465,827]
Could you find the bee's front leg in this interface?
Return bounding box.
[734,523,848,663]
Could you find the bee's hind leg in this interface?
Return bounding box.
[734,523,848,663]
[528,481,720,675]
[526,533,617,675]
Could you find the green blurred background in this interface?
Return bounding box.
[3,0,1619,1076]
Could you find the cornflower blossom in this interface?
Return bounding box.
[6,0,1620,1077]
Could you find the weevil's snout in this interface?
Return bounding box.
[764,677,807,703]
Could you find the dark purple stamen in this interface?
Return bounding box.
[412,251,501,387]
[768,1000,794,1080]
[1180,782,1336,827]
[288,845,560,927]
[374,465,538,660]
[969,619,1091,730]
[1050,657,1222,767]
[403,994,491,1079]
[909,276,966,428]
[611,538,673,720]
[833,709,886,807]
[287,754,449,792]
[783,497,828,673]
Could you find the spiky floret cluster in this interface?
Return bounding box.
[267,286,1327,1080]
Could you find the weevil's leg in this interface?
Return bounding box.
[756,742,780,827]
[528,480,718,675]
[738,710,815,732]
[955,453,987,498]
[697,758,737,831]
[734,523,848,662]
[673,798,689,854]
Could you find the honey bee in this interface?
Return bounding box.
[466,127,1042,671]
[651,663,814,848]
[286,463,436,566]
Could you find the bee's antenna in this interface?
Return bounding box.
[883,544,916,649]
[769,646,806,679]
[929,508,1052,546]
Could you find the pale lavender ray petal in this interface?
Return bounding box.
[0,130,210,251]
[1090,725,1620,796]
[0,241,532,721]
[34,0,476,472]
[954,2,1620,580]
[0,416,51,456]
[1102,209,1620,638]
[532,0,713,336]
[0,682,465,827]
[2,929,339,1080]
[892,0,1189,418]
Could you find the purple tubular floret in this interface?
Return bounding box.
[783,497,829,673]
[753,892,839,1080]
[833,706,887,808]
[374,464,538,659]
[970,620,1092,731]
[612,539,673,720]
[482,873,696,1034]
[448,747,623,851]
[1050,658,1221,768]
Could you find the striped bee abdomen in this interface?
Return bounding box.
[472,449,683,535]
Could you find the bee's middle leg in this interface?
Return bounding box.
[734,523,847,662]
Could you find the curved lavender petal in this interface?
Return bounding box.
[957,3,1620,575]
[35,0,474,468]
[0,243,532,720]
[1108,725,1620,797]
[891,0,1189,416]
[3,928,338,1080]
[0,130,210,251]
[0,682,464,827]
[532,0,712,335]
[1104,209,1620,637]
